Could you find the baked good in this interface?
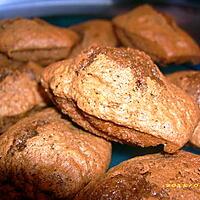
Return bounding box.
[69,19,118,57]
[113,4,200,65]
[42,46,200,153]
[75,151,200,200]
[0,61,48,134]
[168,70,200,147]
[0,53,16,67]
[0,106,44,135]
[0,184,23,200]
[0,18,79,65]
[191,124,200,148]
[0,108,111,199]
[168,71,200,107]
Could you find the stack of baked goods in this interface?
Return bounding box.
[0,4,199,200]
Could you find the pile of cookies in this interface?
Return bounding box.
[0,4,200,200]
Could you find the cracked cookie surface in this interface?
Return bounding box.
[75,151,200,200]
[168,70,200,147]
[0,61,48,134]
[113,5,200,65]
[0,108,111,199]
[42,46,200,153]
[0,18,79,65]
[69,19,118,57]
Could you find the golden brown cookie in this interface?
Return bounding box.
[168,71,200,107]
[69,19,118,57]
[191,124,200,148]
[168,70,200,147]
[0,61,48,134]
[113,4,200,65]
[75,151,200,200]
[0,108,111,200]
[42,46,200,153]
[0,18,79,65]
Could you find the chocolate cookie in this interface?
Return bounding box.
[113,5,200,65]
[0,61,48,134]
[75,151,200,200]
[168,70,200,147]
[69,19,118,57]
[0,18,79,65]
[0,108,111,199]
[42,46,200,153]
